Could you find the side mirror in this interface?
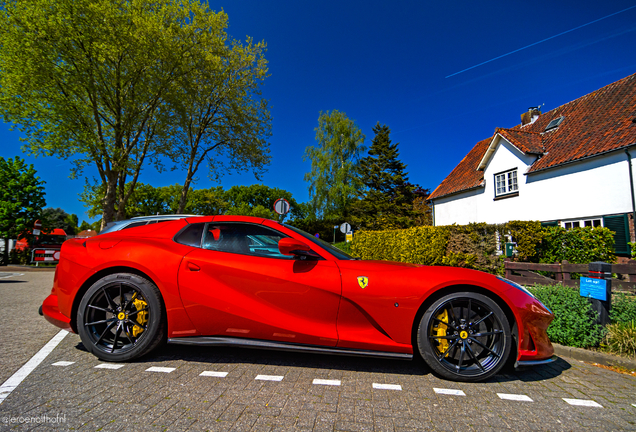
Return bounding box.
[278,238,320,259]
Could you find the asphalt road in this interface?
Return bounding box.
[0,271,635,431]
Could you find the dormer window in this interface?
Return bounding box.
[494,169,518,198]
[545,116,564,132]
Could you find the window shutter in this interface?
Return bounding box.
[541,221,558,227]
[603,214,631,255]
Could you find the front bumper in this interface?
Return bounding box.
[41,294,73,333]
[515,355,557,368]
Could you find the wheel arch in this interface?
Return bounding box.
[70,266,166,334]
[410,284,518,361]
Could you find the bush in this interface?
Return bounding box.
[603,321,636,357]
[333,241,352,255]
[9,248,31,265]
[610,292,636,324]
[538,226,615,264]
[528,284,605,348]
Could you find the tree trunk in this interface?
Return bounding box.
[100,172,119,231]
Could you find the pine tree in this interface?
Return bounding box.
[352,123,415,230]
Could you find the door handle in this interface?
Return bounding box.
[187,262,200,272]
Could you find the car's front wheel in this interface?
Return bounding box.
[417,292,511,382]
[77,273,165,362]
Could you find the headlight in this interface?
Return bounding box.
[496,276,552,314]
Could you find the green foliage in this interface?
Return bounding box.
[8,248,31,265]
[351,123,415,230]
[507,220,544,262]
[602,320,636,357]
[629,242,636,259]
[0,156,47,264]
[0,0,267,227]
[304,110,366,219]
[224,185,304,221]
[528,285,605,348]
[444,223,506,274]
[79,220,102,233]
[539,226,615,264]
[42,208,78,235]
[333,241,352,255]
[610,293,636,324]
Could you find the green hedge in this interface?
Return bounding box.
[350,222,616,273]
[528,285,605,348]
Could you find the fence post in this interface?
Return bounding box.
[582,262,612,326]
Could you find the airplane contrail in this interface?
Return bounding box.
[446,4,636,78]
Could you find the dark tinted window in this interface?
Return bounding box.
[174,223,205,247]
[202,223,291,259]
[122,221,148,230]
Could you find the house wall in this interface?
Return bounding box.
[432,140,636,227]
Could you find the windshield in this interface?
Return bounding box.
[284,224,354,260]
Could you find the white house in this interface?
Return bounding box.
[429,73,636,256]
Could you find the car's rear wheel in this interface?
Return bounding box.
[77,273,165,362]
[417,292,511,382]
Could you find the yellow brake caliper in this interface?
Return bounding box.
[131,293,148,338]
[433,309,449,356]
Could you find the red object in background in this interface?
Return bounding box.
[41,215,554,382]
[14,228,67,252]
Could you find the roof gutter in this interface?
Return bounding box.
[526,143,636,175]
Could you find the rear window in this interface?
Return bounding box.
[174,223,205,247]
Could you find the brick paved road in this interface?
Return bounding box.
[1,272,635,431]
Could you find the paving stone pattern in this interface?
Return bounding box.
[1,272,635,431]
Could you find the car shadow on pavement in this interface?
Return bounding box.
[77,342,571,382]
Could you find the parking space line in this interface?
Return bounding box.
[146,366,176,373]
[498,393,533,402]
[95,363,125,370]
[0,330,68,405]
[51,361,75,367]
[313,379,341,386]
[434,388,466,396]
[563,398,603,407]
[255,374,284,381]
[372,383,402,390]
[200,371,228,377]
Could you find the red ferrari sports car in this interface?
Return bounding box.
[41,215,555,382]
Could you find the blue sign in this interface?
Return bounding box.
[580,277,607,301]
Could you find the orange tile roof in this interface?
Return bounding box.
[430,72,636,200]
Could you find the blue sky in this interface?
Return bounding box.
[2,1,636,223]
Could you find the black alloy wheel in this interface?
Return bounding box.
[77,273,165,362]
[418,292,511,382]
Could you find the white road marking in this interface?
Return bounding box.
[95,363,125,370]
[146,366,175,373]
[0,273,24,279]
[563,398,603,408]
[434,388,466,396]
[498,393,533,402]
[200,371,228,377]
[372,383,402,390]
[0,330,68,405]
[255,374,284,381]
[51,361,75,367]
[313,379,341,386]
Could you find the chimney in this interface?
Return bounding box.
[521,107,541,125]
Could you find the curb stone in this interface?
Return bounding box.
[554,343,636,370]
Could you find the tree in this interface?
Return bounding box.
[224,184,304,221]
[0,156,47,264]
[42,207,79,235]
[304,110,365,220]
[166,34,272,213]
[351,123,415,230]
[0,0,243,228]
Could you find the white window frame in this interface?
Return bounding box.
[494,169,518,197]
[562,218,603,230]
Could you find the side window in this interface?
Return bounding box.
[174,223,205,247]
[122,221,148,230]
[202,223,292,259]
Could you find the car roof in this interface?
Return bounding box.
[100,214,197,235]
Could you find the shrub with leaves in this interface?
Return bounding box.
[610,293,636,324]
[528,284,605,348]
[603,320,636,357]
[538,226,615,264]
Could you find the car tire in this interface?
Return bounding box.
[77,273,165,362]
[417,292,511,382]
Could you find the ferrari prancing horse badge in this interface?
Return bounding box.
[357,276,368,289]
